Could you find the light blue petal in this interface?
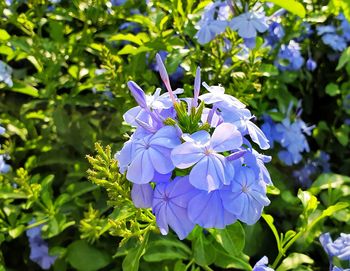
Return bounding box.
[149,147,174,174]
[211,123,243,152]
[171,142,204,168]
[189,156,223,191]
[131,184,153,208]
[247,121,270,150]
[150,125,181,148]
[188,190,236,228]
[126,151,154,184]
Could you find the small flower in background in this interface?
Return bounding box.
[194,1,229,44]
[275,40,304,71]
[265,21,285,47]
[0,126,10,174]
[306,57,317,71]
[26,221,57,270]
[293,151,330,187]
[316,24,347,52]
[261,102,314,165]
[252,256,274,271]
[0,60,13,87]
[230,11,268,39]
[320,232,350,271]
[338,13,350,42]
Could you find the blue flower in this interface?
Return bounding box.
[316,25,337,36]
[0,60,13,87]
[306,58,317,71]
[221,167,270,225]
[322,34,347,52]
[171,123,242,191]
[26,222,57,270]
[131,184,153,208]
[275,40,304,71]
[275,118,312,165]
[152,176,198,240]
[253,256,274,271]
[330,233,350,261]
[0,155,10,174]
[338,13,350,42]
[187,186,236,229]
[194,2,229,44]
[124,125,181,184]
[265,21,284,47]
[230,11,268,39]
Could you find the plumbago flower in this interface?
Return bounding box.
[115,53,272,239]
[320,232,350,271]
[261,102,314,166]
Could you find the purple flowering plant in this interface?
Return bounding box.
[115,53,273,240]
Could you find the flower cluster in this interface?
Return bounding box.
[293,151,330,187]
[316,14,350,52]
[0,60,13,87]
[274,40,304,71]
[195,1,268,46]
[26,222,57,270]
[320,232,350,271]
[0,126,10,174]
[261,103,314,165]
[116,53,272,239]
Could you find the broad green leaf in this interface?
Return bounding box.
[298,190,318,214]
[122,232,150,271]
[262,214,281,250]
[109,33,148,46]
[276,253,314,271]
[212,241,252,271]
[193,231,216,266]
[67,240,111,271]
[336,47,350,70]
[334,124,349,146]
[0,29,10,41]
[261,0,305,18]
[209,222,245,256]
[9,225,25,239]
[10,82,39,97]
[310,173,350,194]
[143,238,191,262]
[325,83,340,96]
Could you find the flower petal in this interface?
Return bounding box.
[211,123,243,152]
[131,184,153,208]
[171,142,204,168]
[126,151,154,184]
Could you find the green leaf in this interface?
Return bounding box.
[276,253,314,271]
[66,240,111,271]
[109,33,148,46]
[193,231,216,266]
[212,242,252,271]
[336,47,350,70]
[321,202,349,217]
[298,190,318,214]
[261,0,305,18]
[334,124,349,146]
[262,214,281,250]
[10,82,39,97]
[0,29,10,41]
[122,232,150,271]
[143,238,191,262]
[209,222,245,256]
[325,83,341,96]
[310,173,350,194]
[9,225,26,239]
